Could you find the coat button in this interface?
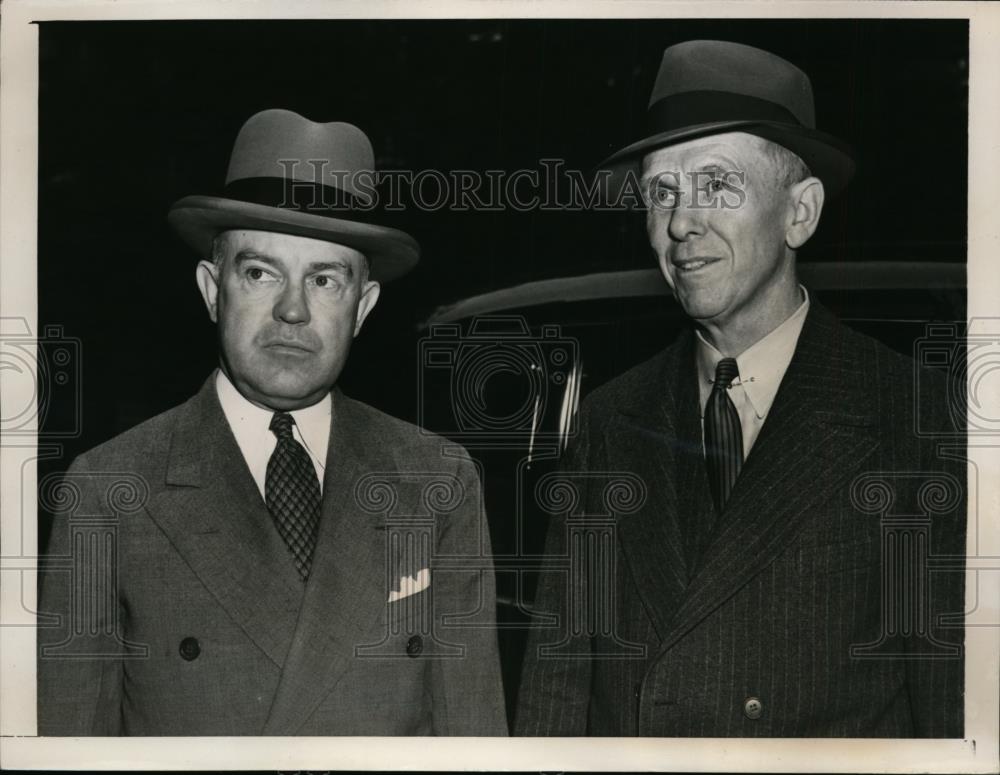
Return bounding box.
[743,696,763,720]
[179,637,201,661]
[406,635,423,657]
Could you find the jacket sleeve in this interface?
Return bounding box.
[37,454,126,736]
[514,404,594,735]
[429,453,509,735]
[904,366,966,738]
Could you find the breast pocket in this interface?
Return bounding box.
[380,586,432,630]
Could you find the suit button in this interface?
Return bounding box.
[743,696,763,720]
[179,637,200,661]
[406,635,423,657]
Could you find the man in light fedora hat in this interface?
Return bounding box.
[38,109,507,736]
[517,40,965,736]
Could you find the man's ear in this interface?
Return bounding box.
[195,260,221,323]
[353,280,381,337]
[785,176,825,250]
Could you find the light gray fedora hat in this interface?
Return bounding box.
[168,109,419,281]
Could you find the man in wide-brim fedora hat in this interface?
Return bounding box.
[38,109,508,736]
[517,40,965,737]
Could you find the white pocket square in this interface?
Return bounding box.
[388,567,430,602]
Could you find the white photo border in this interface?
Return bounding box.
[2,1,998,771]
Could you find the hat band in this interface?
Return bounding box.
[645,90,804,136]
[224,176,370,221]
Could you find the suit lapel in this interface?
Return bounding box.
[609,341,692,642]
[659,304,880,653]
[670,342,717,572]
[263,390,388,735]
[146,373,305,669]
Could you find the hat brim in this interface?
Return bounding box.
[598,119,856,198]
[167,195,420,282]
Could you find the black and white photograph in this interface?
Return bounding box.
[0,1,997,771]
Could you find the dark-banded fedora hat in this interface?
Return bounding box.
[168,109,419,282]
[599,40,856,195]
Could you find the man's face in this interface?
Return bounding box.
[641,132,799,336]
[196,229,380,410]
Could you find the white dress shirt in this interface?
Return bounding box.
[696,287,810,459]
[215,369,331,498]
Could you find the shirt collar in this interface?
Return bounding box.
[214,368,332,462]
[696,286,810,419]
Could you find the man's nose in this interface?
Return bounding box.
[664,196,707,243]
[272,280,311,325]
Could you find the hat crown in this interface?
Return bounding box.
[650,40,815,128]
[225,109,375,203]
[168,108,420,281]
[598,39,854,196]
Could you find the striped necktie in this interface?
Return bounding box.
[704,357,744,515]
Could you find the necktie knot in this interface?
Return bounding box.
[269,412,296,441]
[713,357,740,391]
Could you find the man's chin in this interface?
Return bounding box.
[236,375,335,412]
[677,297,726,323]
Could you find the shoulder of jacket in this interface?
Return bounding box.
[338,393,478,473]
[71,397,191,470]
[579,342,678,422]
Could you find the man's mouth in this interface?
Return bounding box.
[264,341,314,355]
[672,256,723,273]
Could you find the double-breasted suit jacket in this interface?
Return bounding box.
[516,302,965,737]
[38,374,508,736]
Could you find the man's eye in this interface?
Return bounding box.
[704,177,725,193]
[245,266,276,282]
[651,187,679,207]
[313,274,341,289]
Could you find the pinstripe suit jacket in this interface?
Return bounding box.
[37,374,508,736]
[516,301,965,737]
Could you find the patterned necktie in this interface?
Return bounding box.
[704,357,744,515]
[265,412,322,580]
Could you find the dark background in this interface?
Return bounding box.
[36,18,968,719]
[38,18,968,445]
